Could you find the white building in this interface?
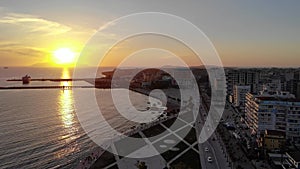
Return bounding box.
[245,90,300,144]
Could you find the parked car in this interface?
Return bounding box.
[207,157,213,163]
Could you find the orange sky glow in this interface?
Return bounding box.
[0,1,299,68]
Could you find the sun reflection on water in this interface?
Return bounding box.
[59,68,74,128]
[59,89,74,128]
[56,68,79,158]
[61,68,72,87]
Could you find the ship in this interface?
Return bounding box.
[22,75,31,84]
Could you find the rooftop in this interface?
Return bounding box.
[256,96,300,102]
[265,130,285,137]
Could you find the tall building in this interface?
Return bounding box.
[171,68,194,89]
[245,91,300,144]
[225,68,260,97]
[297,82,300,100]
[262,79,282,93]
[233,85,251,112]
[286,79,300,100]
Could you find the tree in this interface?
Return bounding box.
[135,161,148,169]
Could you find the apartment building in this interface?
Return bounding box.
[245,91,300,144]
[233,85,251,111]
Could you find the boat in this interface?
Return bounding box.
[22,75,31,84]
[4,67,8,69]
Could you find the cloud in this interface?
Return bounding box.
[0,43,49,66]
[0,42,47,58]
[0,13,71,35]
[0,12,113,66]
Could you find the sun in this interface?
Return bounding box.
[53,48,76,65]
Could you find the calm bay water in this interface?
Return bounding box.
[0,67,156,169]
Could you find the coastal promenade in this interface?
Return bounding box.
[78,88,203,169]
[76,113,180,169]
[79,87,232,169]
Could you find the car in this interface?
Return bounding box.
[205,147,209,152]
[207,157,213,163]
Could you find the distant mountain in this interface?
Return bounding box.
[31,62,52,67]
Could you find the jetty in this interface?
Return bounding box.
[0,86,94,90]
[7,78,92,82]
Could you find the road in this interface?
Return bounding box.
[196,88,231,169]
[162,88,231,169]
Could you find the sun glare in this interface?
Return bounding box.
[53,48,76,65]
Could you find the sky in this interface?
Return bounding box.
[0,0,299,67]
